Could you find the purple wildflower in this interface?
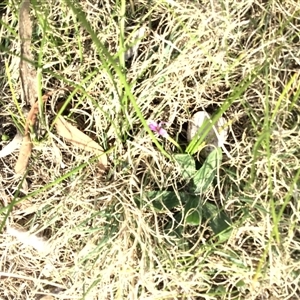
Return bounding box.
[148,120,169,138]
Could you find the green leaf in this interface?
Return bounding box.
[202,202,232,241]
[174,154,196,181]
[235,280,246,288]
[184,195,201,225]
[164,212,190,251]
[192,148,222,194]
[146,191,181,211]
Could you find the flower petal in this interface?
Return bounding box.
[148,120,158,131]
[158,128,168,137]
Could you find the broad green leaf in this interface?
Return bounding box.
[202,202,232,241]
[184,195,201,225]
[146,191,181,211]
[192,147,222,194]
[174,154,196,181]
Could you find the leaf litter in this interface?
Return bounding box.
[5,0,107,276]
[0,131,23,158]
[19,0,37,107]
[15,0,36,176]
[6,224,50,254]
[55,116,107,170]
[15,0,107,176]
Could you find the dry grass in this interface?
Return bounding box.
[0,0,300,299]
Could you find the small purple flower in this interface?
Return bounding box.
[148,120,169,138]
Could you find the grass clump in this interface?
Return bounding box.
[0,0,300,299]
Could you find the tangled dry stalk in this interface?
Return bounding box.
[0,0,300,299]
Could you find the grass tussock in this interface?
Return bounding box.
[0,0,300,299]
